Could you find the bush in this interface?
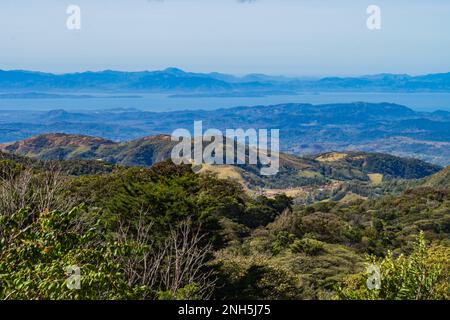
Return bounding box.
[0,206,132,299]
[336,232,450,300]
[213,256,304,300]
[271,232,297,255]
[290,238,325,255]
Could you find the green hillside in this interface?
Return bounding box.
[0,134,441,193]
[421,166,450,189]
[0,153,447,300]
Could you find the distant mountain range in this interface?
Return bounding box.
[1,68,450,93]
[0,102,449,165]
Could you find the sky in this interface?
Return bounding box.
[0,0,449,76]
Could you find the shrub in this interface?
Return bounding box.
[0,206,131,299]
[271,232,297,255]
[213,256,304,300]
[290,238,325,255]
[336,232,449,300]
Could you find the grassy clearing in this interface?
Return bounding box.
[316,152,348,162]
[298,170,323,178]
[200,164,244,182]
[368,173,383,185]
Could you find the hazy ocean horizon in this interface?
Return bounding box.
[0,92,449,112]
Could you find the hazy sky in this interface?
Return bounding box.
[0,0,449,76]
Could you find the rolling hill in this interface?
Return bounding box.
[421,166,450,189]
[0,134,441,194]
[0,133,176,167]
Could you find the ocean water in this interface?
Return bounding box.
[0,92,449,112]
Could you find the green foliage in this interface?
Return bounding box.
[236,195,293,229]
[213,256,303,300]
[157,284,202,300]
[218,183,450,299]
[68,162,245,247]
[0,154,448,301]
[271,232,297,255]
[0,206,132,299]
[290,238,325,256]
[0,159,25,179]
[336,232,450,300]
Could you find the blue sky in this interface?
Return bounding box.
[0,0,449,76]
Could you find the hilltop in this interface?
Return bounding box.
[0,133,175,166]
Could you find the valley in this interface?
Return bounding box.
[0,132,442,203]
[0,102,449,165]
[0,100,448,301]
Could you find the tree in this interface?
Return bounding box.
[117,213,216,300]
[0,206,131,299]
[0,161,73,217]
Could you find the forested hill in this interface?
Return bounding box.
[0,149,448,300]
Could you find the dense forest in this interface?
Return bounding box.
[0,150,448,300]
